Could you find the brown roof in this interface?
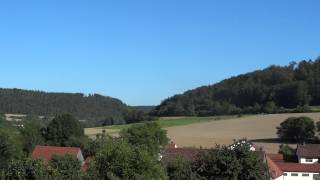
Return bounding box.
[297,144,320,158]
[162,148,202,162]
[276,162,320,173]
[32,145,81,162]
[266,153,320,176]
[266,155,283,179]
[267,153,285,162]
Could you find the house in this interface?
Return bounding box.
[297,144,320,164]
[32,145,85,165]
[267,144,320,180]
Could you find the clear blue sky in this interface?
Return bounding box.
[0,1,319,105]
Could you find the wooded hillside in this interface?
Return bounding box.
[0,88,128,125]
[151,59,320,116]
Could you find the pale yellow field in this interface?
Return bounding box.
[165,113,320,153]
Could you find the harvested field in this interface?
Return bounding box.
[165,113,320,153]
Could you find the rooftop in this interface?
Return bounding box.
[32,145,81,162]
[297,144,320,158]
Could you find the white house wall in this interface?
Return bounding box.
[299,157,319,164]
[282,172,319,180]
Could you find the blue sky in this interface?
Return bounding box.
[0,1,319,105]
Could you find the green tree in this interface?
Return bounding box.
[20,120,45,155]
[0,129,23,169]
[279,144,295,156]
[192,145,267,180]
[93,139,167,180]
[165,157,198,180]
[45,114,85,146]
[4,158,57,180]
[49,154,83,179]
[120,122,169,156]
[277,116,315,142]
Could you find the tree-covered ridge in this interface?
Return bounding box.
[152,58,320,116]
[0,88,127,124]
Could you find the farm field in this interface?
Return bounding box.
[85,112,320,153]
[84,115,240,138]
[166,112,320,153]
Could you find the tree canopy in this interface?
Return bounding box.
[120,122,169,156]
[277,116,316,142]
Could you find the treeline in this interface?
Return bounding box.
[151,58,320,116]
[0,114,267,179]
[0,88,152,126]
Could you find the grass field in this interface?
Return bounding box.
[84,115,240,138]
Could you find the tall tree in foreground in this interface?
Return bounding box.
[120,122,169,156]
[277,116,315,142]
[45,114,85,147]
[0,129,23,169]
[192,145,268,180]
[20,120,45,155]
[92,139,167,179]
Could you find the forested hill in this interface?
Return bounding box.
[0,88,128,124]
[151,59,320,116]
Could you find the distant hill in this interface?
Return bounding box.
[151,58,320,116]
[131,106,156,113]
[0,88,128,126]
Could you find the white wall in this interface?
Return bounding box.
[282,172,319,180]
[299,157,319,164]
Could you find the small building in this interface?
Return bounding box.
[267,154,320,180]
[32,145,85,165]
[297,144,320,164]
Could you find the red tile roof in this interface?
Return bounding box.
[266,155,283,179]
[297,144,320,158]
[267,153,285,162]
[32,145,81,162]
[162,148,202,162]
[266,153,320,177]
[277,162,320,173]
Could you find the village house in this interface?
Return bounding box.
[267,144,320,180]
[31,145,85,165]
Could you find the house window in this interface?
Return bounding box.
[302,173,309,177]
[283,173,287,176]
[291,173,298,176]
[306,159,313,162]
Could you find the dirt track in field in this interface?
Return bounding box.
[165,113,320,153]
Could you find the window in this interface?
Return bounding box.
[283,173,287,176]
[302,173,309,177]
[291,173,298,176]
[306,159,313,162]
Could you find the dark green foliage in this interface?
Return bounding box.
[4,158,57,180]
[0,89,128,126]
[166,157,198,180]
[92,139,167,180]
[49,154,83,179]
[120,122,169,156]
[277,116,316,142]
[152,59,320,116]
[192,145,268,180]
[45,114,86,147]
[0,129,23,169]
[279,144,296,156]
[20,120,46,155]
